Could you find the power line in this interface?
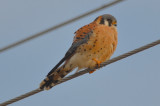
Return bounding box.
[1,39,159,106]
[0,0,124,53]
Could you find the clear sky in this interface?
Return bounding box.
[0,0,160,106]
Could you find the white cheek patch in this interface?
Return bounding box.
[104,20,109,26]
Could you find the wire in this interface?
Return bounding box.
[1,39,159,106]
[0,0,124,53]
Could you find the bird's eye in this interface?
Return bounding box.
[107,19,111,21]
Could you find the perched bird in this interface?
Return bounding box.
[40,14,118,90]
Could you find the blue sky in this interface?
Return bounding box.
[0,0,160,106]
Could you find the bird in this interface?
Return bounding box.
[40,14,118,90]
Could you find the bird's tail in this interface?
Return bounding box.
[40,64,73,90]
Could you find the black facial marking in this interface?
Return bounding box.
[99,17,105,24]
[107,19,112,26]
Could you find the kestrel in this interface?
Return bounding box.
[40,14,118,90]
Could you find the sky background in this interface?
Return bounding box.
[0,0,160,106]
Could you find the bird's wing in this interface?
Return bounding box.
[47,30,93,76]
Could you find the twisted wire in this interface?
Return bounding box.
[1,39,159,106]
[0,0,124,53]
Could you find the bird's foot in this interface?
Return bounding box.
[89,69,96,74]
[92,58,102,67]
[89,58,102,74]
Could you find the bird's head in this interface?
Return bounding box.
[94,14,117,27]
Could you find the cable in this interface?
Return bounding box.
[0,39,159,106]
[0,0,124,53]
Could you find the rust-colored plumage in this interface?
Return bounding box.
[40,14,118,90]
